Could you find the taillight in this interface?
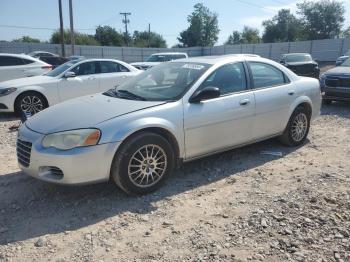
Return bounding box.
[42,65,52,70]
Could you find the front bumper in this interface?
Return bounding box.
[322,87,350,102]
[0,92,16,112]
[17,124,120,185]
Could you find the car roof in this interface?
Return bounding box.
[171,54,263,65]
[0,53,42,60]
[151,52,188,56]
[283,53,311,56]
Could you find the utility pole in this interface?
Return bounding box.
[69,0,75,55]
[120,12,131,46]
[58,0,65,57]
[148,23,151,48]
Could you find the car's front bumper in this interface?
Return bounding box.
[322,87,350,102]
[0,92,16,112]
[17,124,120,185]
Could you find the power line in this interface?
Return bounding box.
[234,0,277,12]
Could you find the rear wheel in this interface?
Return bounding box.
[14,92,48,116]
[279,107,311,147]
[111,132,175,195]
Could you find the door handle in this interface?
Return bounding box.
[288,90,295,95]
[121,75,127,78]
[88,77,96,80]
[239,99,250,106]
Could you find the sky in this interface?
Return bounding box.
[1,0,350,47]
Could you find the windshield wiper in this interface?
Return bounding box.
[116,90,147,101]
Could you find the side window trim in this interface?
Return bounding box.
[193,62,249,99]
[246,61,290,90]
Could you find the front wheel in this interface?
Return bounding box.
[14,92,47,116]
[279,107,311,147]
[111,132,175,195]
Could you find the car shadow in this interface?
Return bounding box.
[0,138,302,245]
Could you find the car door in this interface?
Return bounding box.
[98,61,133,91]
[184,62,255,159]
[247,61,296,139]
[0,55,28,81]
[57,61,100,101]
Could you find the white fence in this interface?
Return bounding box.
[1,38,349,62]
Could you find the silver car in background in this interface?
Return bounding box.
[17,55,321,195]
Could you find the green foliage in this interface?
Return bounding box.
[178,3,219,47]
[50,29,99,45]
[342,26,350,38]
[225,31,242,45]
[94,26,125,46]
[297,0,345,40]
[262,9,303,43]
[12,36,41,43]
[132,30,167,48]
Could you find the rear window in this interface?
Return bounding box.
[0,56,34,66]
[284,54,312,63]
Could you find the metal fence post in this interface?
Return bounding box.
[288,42,291,53]
[269,43,272,59]
[240,44,243,54]
[340,38,345,56]
[121,47,124,61]
[101,47,104,58]
[310,40,313,54]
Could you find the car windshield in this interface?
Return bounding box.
[104,62,210,101]
[45,60,79,77]
[285,54,312,62]
[146,55,171,62]
[342,58,350,67]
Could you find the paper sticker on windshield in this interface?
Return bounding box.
[182,64,204,70]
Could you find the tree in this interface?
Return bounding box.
[50,29,99,45]
[341,26,350,38]
[177,3,219,47]
[132,30,167,48]
[297,0,345,40]
[94,26,125,46]
[262,9,303,43]
[241,26,260,44]
[225,31,242,45]
[12,36,41,43]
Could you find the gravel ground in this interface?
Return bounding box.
[0,102,349,262]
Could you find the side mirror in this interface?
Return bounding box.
[64,71,76,78]
[189,86,220,103]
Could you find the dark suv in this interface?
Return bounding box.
[280,53,320,78]
[320,58,350,104]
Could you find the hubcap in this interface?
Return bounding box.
[291,113,308,142]
[20,95,44,115]
[128,144,167,188]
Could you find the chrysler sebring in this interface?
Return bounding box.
[17,55,321,194]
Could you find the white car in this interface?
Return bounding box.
[28,51,58,58]
[131,52,188,70]
[0,59,140,115]
[0,53,52,82]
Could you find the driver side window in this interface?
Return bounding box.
[71,62,98,76]
[198,62,247,96]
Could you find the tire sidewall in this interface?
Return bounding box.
[287,108,311,146]
[15,92,47,115]
[111,132,175,195]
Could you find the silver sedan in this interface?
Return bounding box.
[17,55,322,194]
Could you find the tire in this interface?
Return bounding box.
[322,99,332,105]
[111,132,175,195]
[14,92,48,116]
[279,107,311,147]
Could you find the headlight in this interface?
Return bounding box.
[42,129,101,150]
[0,87,17,97]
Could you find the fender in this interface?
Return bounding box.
[100,117,185,158]
[15,85,60,106]
[282,95,313,129]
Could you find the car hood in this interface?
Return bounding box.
[324,66,350,75]
[285,61,317,66]
[337,55,349,60]
[0,75,55,88]
[130,62,161,67]
[25,93,166,134]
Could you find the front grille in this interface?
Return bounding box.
[325,77,350,88]
[17,139,32,167]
